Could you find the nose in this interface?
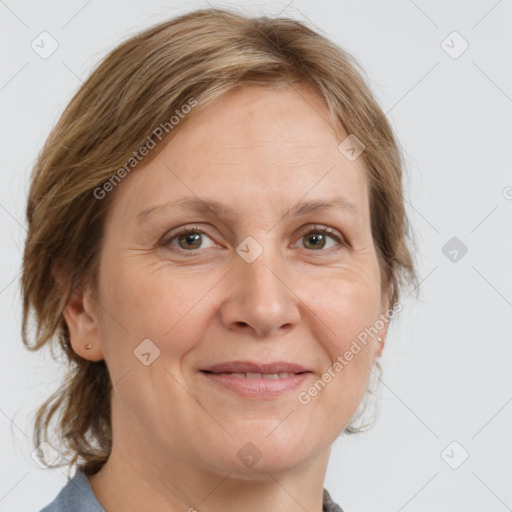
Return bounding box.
[219,246,302,338]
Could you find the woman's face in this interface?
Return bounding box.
[71,84,389,477]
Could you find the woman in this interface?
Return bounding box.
[22,7,417,511]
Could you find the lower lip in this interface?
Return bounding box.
[200,371,311,397]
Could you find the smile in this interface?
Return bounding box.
[200,370,311,397]
[206,371,300,379]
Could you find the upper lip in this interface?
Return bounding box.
[201,361,311,374]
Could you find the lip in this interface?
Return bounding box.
[200,371,311,397]
[201,361,310,374]
[199,361,312,398]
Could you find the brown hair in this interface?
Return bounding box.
[22,7,417,476]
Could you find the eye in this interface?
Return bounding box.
[161,224,348,254]
[295,225,347,251]
[162,226,218,252]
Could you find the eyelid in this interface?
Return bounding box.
[294,224,348,249]
[160,223,349,253]
[160,224,217,247]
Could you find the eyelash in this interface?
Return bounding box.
[161,224,348,254]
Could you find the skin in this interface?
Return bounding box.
[64,84,390,512]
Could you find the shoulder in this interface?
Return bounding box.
[39,470,104,512]
[323,488,345,512]
[39,473,341,512]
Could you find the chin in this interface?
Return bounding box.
[206,432,318,477]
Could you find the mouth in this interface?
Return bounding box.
[199,361,312,397]
[201,371,307,379]
[201,360,311,375]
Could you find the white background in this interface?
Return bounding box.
[1,1,511,511]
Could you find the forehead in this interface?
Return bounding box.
[177,84,347,160]
[108,84,370,223]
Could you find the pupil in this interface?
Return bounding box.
[181,233,201,249]
[308,233,324,249]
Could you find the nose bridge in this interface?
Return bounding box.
[220,238,301,337]
[240,243,285,298]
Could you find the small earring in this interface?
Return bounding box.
[377,337,383,343]
[85,344,92,350]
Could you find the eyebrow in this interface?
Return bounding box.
[136,195,359,223]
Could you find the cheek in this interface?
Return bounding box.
[307,268,382,346]
[99,261,216,357]
[304,267,381,403]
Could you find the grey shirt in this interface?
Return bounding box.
[39,470,344,511]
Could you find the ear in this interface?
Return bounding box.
[62,283,104,362]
